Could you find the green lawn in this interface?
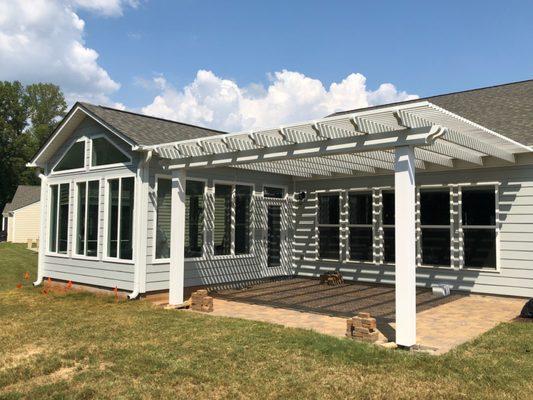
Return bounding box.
[0,243,531,399]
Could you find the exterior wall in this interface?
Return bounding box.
[11,202,40,243]
[293,164,533,298]
[6,215,13,242]
[145,162,294,291]
[41,118,139,291]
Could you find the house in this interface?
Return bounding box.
[1,185,41,243]
[27,79,533,348]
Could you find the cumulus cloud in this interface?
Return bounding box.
[142,70,418,132]
[0,0,135,105]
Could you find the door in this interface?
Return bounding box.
[267,203,282,267]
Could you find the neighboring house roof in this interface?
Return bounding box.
[79,102,225,146]
[3,186,41,214]
[329,79,533,145]
[2,202,13,216]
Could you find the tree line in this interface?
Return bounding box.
[0,81,67,212]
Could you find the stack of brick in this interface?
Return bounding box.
[190,289,213,312]
[319,271,344,285]
[346,312,379,342]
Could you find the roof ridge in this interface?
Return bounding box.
[80,102,227,135]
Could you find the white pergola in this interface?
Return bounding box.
[138,101,531,347]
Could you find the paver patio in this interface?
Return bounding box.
[150,278,526,354]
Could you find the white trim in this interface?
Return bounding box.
[89,133,133,170]
[102,174,136,264]
[72,179,100,260]
[45,181,71,257]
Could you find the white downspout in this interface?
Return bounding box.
[128,150,152,299]
[34,172,48,286]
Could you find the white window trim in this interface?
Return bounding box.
[50,138,87,175]
[45,180,71,258]
[72,179,100,261]
[346,190,374,263]
[89,133,132,171]
[152,176,209,263]
[316,191,342,261]
[102,174,136,264]
[212,180,255,258]
[263,184,288,199]
[458,183,501,272]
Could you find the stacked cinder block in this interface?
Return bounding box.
[346,312,379,342]
[190,289,213,312]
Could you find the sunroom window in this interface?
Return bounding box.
[462,186,497,269]
[75,181,100,257]
[91,137,130,167]
[348,192,373,262]
[214,184,232,255]
[155,179,171,259]
[54,141,85,171]
[107,177,134,260]
[185,181,205,258]
[318,194,340,259]
[420,189,451,266]
[382,191,395,263]
[49,183,70,253]
[235,185,252,255]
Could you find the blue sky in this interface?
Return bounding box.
[1,0,532,130]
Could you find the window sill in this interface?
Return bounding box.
[345,259,377,266]
[461,266,501,274]
[45,252,70,258]
[102,257,135,265]
[71,254,100,262]
[211,254,255,260]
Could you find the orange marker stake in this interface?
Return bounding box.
[66,280,73,289]
[24,272,30,281]
[16,283,22,289]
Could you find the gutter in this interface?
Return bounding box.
[128,150,152,300]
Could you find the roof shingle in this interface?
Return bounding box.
[3,185,41,214]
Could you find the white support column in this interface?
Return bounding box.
[394,145,417,347]
[34,172,47,286]
[169,168,187,306]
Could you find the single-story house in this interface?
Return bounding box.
[27,79,533,347]
[1,185,41,243]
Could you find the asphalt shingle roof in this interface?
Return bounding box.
[2,185,40,214]
[329,80,533,145]
[80,102,225,147]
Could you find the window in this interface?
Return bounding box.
[49,183,70,254]
[54,141,85,171]
[185,181,205,257]
[155,179,171,259]
[420,189,451,266]
[214,183,253,256]
[91,137,130,167]
[318,194,340,259]
[214,184,232,255]
[348,192,373,262]
[461,186,497,269]
[382,191,395,263]
[75,181,100,257]
[264,186,284,198]
[235,185,252,254]
[107,177,134,260]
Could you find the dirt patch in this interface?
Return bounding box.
[0,344,44,371]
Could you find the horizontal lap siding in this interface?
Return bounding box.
[43,119,138,291]
[293,165,533,297]
[145,164,293,292]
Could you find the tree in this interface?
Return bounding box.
[0,81,67,212]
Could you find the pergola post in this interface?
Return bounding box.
[394,145,417,347]
[169,168,187,306]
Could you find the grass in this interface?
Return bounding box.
[0,243,531,399]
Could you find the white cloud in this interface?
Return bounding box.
[142,70,418,132]
[0,0,135,105]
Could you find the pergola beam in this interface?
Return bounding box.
[168,125,446,170]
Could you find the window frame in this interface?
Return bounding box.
[102,173,136,264]
[418,186,453,268]
[46,180,71,257]
[316,191,342,261]
[263,185,287,199]
[50,138,87,175]
[212,180,255,259]
[347,189,375,263]
[380,189,395,265]
[89,134,132,171]
[72,178,101,260]
[458,183,500,272]
[152,176,208,264]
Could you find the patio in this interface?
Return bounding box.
[207,278,525,353]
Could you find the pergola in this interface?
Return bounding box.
[138,101,531,347]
